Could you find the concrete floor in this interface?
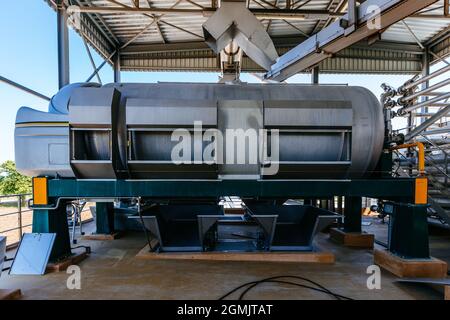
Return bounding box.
[0,217,448,300]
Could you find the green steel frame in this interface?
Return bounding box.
[44,178,416,201]
[33,177,418,261]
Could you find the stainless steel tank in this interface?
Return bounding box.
[15,83,384,180]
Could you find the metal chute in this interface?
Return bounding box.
[202,0,278,72]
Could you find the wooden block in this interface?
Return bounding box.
[82,232,122,241]
[136,245,335,264]
[0,289,22,300]
[374,248,448,278]
[224,208,246,215]
[46,251,89,273]
[445,286,450,300]
[330,228,374,248]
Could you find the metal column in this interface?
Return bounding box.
[113,51,121,83]
[95,203,115,234]
[343,196,362,233]
[57,1,70,89]
[311,66,319,84]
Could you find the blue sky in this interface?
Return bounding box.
[0,0,417,163]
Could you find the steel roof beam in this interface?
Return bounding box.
[264,0,439,82]
[120,37,423,55]
[68,5,345,19]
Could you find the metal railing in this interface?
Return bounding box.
[0,193,32,248]
[420,133,450,186]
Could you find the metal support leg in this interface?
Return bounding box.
[95,202,115,234]
[337,196,343,214]
[113,51,121,83]
[32,202,72,261]
[386,202,430,259]
[344,196,362,233]
[57,1,70,89]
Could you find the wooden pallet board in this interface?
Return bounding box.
[374,248,448,278]
[82,232,122,241]
[0,289,22,300]
[330,228,374,248]
[136,245,335,264]
[223,208,246,214]
[46,251,89,273]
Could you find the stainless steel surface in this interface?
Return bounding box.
[202,0,278,71]
[9,233,56,275]
[15,82,384,180]
[69,87,122,178]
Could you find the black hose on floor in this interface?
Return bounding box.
[219,275,354,300]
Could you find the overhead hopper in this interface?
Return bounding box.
[202,0,279,71]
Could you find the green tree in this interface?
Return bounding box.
[0,160,31,195]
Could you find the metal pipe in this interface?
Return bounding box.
[83,38,102,84]
[390,142,425,175]
[113,51,121,83]
[399,64,450,93]
[420,126,450,135]
[405,105,450,141]
[0,75,51,101]
[57,1,70,89]
[398,92,450,115]
[400,78,450,103]
[85,51,116,82]
[413,112,450,117]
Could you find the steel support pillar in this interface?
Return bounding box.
[420,49,431,124]
[337,196,343,214]
[113,51,121,83]
[95,202,115,234]
[387,202,430,259]
[32,201,72,261]
[343,196,362,233]
[311,66,319,84]
[57,1,70,89]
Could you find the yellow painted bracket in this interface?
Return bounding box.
[390,142,425,175]
[32,177,48,206]
[415,177,428,205]
[390,142,427,204]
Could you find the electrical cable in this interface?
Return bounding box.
[219,275,353,301]
[238,280,351,301]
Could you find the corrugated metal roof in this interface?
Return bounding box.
[48,0,450,73]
